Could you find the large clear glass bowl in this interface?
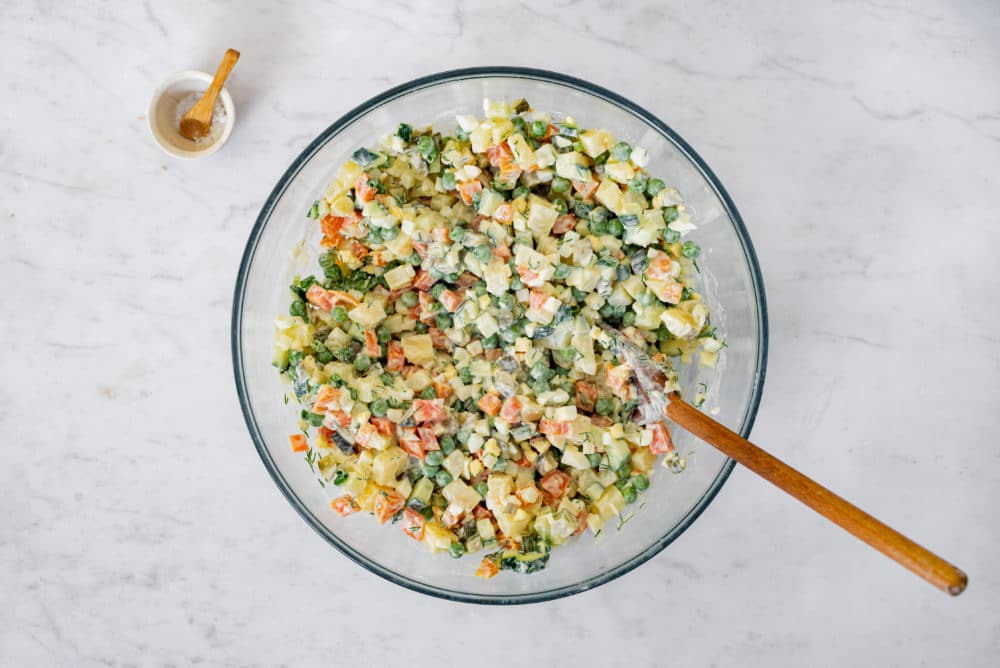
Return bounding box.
[232,67,768,604]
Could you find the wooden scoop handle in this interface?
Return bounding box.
[665,393,967,596]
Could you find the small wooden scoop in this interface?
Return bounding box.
[601,324,967,596]
[179,48,240,140]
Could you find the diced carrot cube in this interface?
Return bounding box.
[412,399,448,424]
[372,489,405,524]
[648,422,676,455]
[398,427,425,459]
[439,289,464,313]
[552,214,577,234]
[330,495,360,516]
[478,393,502,417]
[529,289,548,311]
[574,381,597,413]
[499,396,522,423]
[401,507,425,541]
[289,433,309,452]
[364,330,380,358]
[458,180,483,206]
[386,340,405,371]
[475,557,500,579]
[354,173,377,202]
[417,426,440,451]
[539,470,571,498]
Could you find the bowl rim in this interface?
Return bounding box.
[231,66,769,605]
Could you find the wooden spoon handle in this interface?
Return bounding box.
[665,394,967,596]
[191,48,240,117]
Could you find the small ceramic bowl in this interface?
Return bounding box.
[148,70,235,159]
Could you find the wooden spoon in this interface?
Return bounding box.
[179,48,240,140]
[603,325,967,596]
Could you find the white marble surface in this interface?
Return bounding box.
[3,0,999,665]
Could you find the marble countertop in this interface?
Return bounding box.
[3,1,999,665]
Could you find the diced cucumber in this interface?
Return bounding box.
[407,477,434,510]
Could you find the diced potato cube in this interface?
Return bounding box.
[594,180,624,215]
[579,129,614,158]
[401,333,435,364]
[348,301,387,329]
[423,522,458,552]
[555,152,592,182]
[383,264,416,290]
[372,446,408,486]
[442,479,481,513]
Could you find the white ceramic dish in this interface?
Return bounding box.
[147,70,235,159]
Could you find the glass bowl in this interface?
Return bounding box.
[232,67,768,604]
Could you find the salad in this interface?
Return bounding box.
[273,99,723,577]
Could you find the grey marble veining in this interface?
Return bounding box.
[2,1,999,665]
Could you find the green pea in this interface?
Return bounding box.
[440,436,456,454]
[511,116,526,131]
[622,311,636,327]
[441,171,457,190]
[607,219,625,238]
[550,177,571,194]
[529,361,552,381]
[421,463,440,478]
[611,141,632,162]
[416,135,436,158]
[473,244,493,263]
[377,327,391,344]
[289,300,307,318]
[353,355,371,372]
[482,334,499,349]
[530,379,549,396]
[421,386,436,400]
[628,175,649,194]
[368,226,383,244]
[498,292,515,311]
[552,199,568,215]
[595,397,613,416]
[553,264,571,280]
[436,314,453,329]
[663,228,681,244]
[448,542,466,558]
[512,185,530,200]
[450,226,466,242]
[509,275,524,291]
[370,398,388,416]
[381,225,399,241]
[435,469,453,487]
[646,178,666,196]
[425,450,444,466]
[681,241,701,259]
[407,251,422,266]
[332,306,348,323]
[590,219,608,236]
[529,120,548,138]
[662,206,679,224]
[623,485,638,504]
[415,322,429,334]
[400,291,419,308]
[430,283,445,299]
[632,474,650,491]
[333,469,349,485]
[379,372,393,385]
[559,348,577,362]
[588,206,610,224]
